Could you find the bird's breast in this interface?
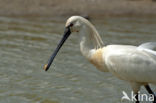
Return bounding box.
[88,48,108,72]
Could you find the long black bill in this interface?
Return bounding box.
[44,27,71,71]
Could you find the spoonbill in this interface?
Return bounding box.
[44,16,156,103]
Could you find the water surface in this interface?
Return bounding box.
[0,16,156,103]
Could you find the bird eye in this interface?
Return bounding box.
[70,23,73,27]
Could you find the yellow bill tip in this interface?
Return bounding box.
[43,64,48,71]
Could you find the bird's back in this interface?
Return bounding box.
[104,45,156,84]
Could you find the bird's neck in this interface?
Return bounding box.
[80,36,92,58]
[79,23,104,59]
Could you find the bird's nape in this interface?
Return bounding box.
[44,27,71,71]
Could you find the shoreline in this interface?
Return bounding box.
[0,0,156,18]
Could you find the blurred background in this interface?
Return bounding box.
[0,0,156,103]
[0,0,156,17]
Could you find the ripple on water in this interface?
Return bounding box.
[0,16,155,103]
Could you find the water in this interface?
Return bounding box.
[0,16,156,103]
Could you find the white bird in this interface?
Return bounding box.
[44,16,156,103]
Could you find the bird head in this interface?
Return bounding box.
[43,16,89,71]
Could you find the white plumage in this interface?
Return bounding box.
[44,16,156,103]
